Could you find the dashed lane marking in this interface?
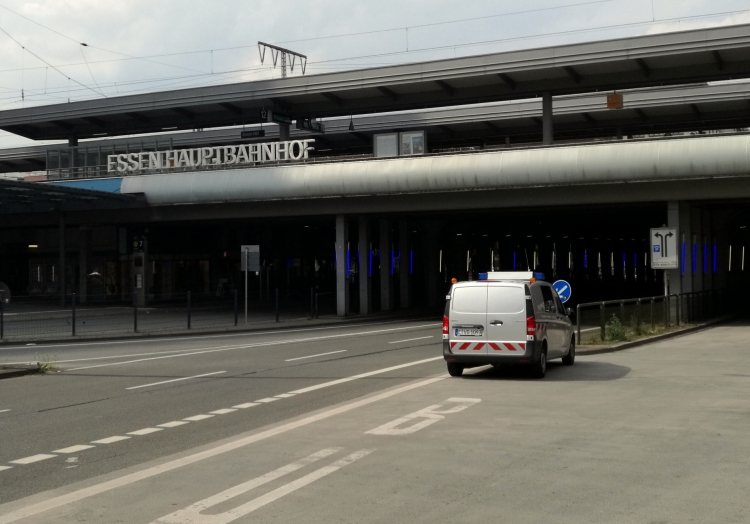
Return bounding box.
[0,409,10,413]
[285,350,347,361]
[9,454,57,465]
[0,466,12,472]
[91,436,130,445]
[125,371,227,390]
[183,415,214,422]
[275,393,296,398]
[158,421,189,428]
[233,403,259,409]
[209,409,237,415]
[127,428,163,436]
[53,445,95,454]
[388,336,435,344]
[255,398,278,403]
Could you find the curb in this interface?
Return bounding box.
[0,365,39,380]
[577,316,732,356]
[0,312,440,348]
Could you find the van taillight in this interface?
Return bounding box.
[443,315,449,336]
[526,316,536,335]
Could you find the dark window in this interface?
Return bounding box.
[540,285,556,313]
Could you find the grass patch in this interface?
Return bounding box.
[580,321,693,346]
[35,354,58,374]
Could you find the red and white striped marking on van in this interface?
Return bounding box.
[450,342,526,352]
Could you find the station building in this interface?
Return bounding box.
[1,24,750,315]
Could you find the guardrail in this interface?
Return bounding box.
[575,289,728,343]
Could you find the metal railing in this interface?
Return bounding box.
[575,289,728,343]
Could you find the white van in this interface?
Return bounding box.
[442,272,574,378]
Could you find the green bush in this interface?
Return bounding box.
[605,315,628,342]
[630,314,646,336]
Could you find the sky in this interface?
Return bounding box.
[0,0,748,148]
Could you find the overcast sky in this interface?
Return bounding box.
[0,0,748,147]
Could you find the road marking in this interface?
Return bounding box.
[0,376,445,524]
[289,356,444,394]
[275,393,296,398]
[127,428,163,436]
[126,371,226,390]
[151,448,341,524]
[183,414,214,422]
[158,421,189,428]
[232,403,258,409]
[209,409,237,415]
[0,466,12,472]
[91,436,130,444]
[9,454,57,465]
[255,398,278,403]
[0,409,10,413]
[0,318,435,352]
[153,449,373,524]
[52,445,94,454]
[389,336,435,344]
[285,350,347,361]
[366,398,481,436]
[64,323,439,371]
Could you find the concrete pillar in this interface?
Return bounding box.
[358,216,371,315]
[668,201,692,295]
[79,226,92,303]
[279,124,290,142]
[542,92,553,146]
[335,214,349,316]
[379,219,393,311]
[713,209,730,290]
[399,221,410,309]
[59,214,66,306]
[68,136,78,147]
[423,225,441,309]
[702,210,713,291]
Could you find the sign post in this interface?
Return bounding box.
[650,228,678,296]
[241,245,260,324]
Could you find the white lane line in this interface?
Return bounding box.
[53,445,94,454]
[285,350,347,362]
[153,449,373,523]
[9,454,57,465]
[0,409,10,413]
[0,375,445,524]
[0,318,434,352]
[289,356,444,395]
[209,409,237,415]
[91,436,130,445]
[157,421,189,428]
[255,398,278,403]
[127,428,163,436]
[389,336,435,344]
[152,448,342,524]
[233,403,259,409]
[183,415,214,422]
[275,393,296,398]
[125,371,226,390]
[66,323,439,371]
[0,466,11,472]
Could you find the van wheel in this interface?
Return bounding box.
[447,362,464,377]
[531,347,547,379]
[562,340,575,366]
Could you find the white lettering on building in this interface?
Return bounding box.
[107,139,316,173]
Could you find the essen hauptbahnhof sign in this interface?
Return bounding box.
[107,139,316,173]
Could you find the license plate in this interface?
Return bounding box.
[455,328,482,337]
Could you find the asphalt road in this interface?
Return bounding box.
[1,320,749,523]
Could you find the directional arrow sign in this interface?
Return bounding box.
[650,228,678,269]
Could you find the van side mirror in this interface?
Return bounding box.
[566,307,572,316]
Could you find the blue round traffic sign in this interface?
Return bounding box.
[553,280,572,303]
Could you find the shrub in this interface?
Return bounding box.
[605,315,628,342]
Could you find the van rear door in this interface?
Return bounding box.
[485,284,527,354]
[449,284,488,355]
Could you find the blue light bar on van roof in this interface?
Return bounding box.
[478,271,544,281]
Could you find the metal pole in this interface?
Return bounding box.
[651,298,655,330]
[315,292,319,319]
[663,296,668,328]
[310,287,314,319]
[244,248,249,325]
[0,298,3,339]
[600,302,605,340]
[636,298,641,328]
[133,285,138,333]
[576,304,581,344]
[620,300,624,323]
[71,292,76,336]
[234,289,238,326]
[275,288,280,322]
[187,291,191,329]
[676,294,681,326]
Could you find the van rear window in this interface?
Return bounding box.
[451,287,487,314]
[487,286,524,314]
